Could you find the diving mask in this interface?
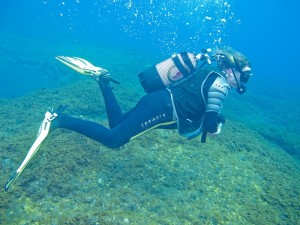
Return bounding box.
[236,68,252,94]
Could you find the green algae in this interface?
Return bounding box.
[223,90,300,158]
[1,80,300,224]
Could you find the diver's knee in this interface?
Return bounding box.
[101,128,129,149]
[106,142,122,149]
[104,136,127,149]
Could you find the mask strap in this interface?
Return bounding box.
[231,67,248,94]
[230,67,241,90]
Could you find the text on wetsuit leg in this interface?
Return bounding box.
[141,113,167,129]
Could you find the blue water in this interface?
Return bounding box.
[1,0,299,98]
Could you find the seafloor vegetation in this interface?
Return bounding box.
[1,77,299,224]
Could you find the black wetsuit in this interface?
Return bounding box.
[59,84,176,148]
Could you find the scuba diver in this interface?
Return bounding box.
[4,46,252,190]
[50,46,252,147]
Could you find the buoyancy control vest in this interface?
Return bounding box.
[169,67,225,138]
[137,51,228,139]
[138,52,198,93]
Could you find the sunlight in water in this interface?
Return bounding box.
[43,0,239,53]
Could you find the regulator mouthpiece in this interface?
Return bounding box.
[236,83,247,94]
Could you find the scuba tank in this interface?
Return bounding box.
[138,52,198,93]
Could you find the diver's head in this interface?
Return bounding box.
[215,46,252,94]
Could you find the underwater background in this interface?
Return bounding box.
[1,0,299,224]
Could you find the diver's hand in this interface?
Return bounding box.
[212,114,225,134]
[207,114,225,135]
[217,114,225,124]
[201,113,225,143]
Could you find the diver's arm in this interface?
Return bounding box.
[203,77,230,134]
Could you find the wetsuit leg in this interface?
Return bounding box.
[59,89,175,149]
[98,80,123,128]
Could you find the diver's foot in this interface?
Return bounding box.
[37,105,66,136]
[90,68,110,82]
[91,69,120,87]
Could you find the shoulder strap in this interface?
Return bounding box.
[172,54,190,78]
[181,52,196,74]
